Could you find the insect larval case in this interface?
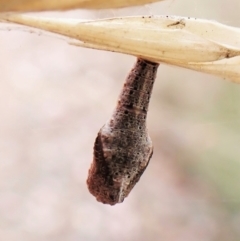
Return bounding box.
[87,58,159,205]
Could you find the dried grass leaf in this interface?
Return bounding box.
[0,0,163,12]
[1,14,240,82]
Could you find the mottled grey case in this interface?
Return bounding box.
[87,59,159,205]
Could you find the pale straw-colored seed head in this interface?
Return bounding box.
[0,14,240,82]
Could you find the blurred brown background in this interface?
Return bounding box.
[0,0,240,240]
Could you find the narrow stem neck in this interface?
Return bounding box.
[117,58,159,113]
[108,59,159,130]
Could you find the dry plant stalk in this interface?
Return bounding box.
[0,0,163,12]
[1,14,240,82]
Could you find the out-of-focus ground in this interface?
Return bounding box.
[0,0,240,240]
